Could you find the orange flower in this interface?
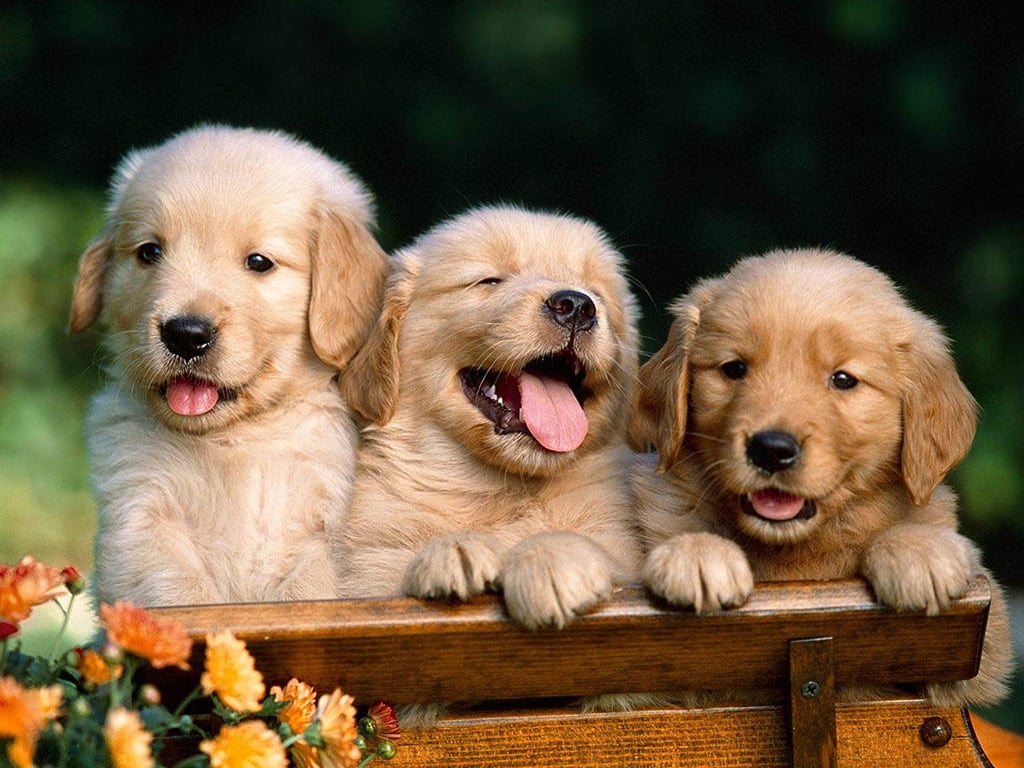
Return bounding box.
[80,647,123,686]
[0,676,44,768]
[200,631,265,713]
[271,678,317,735]
[32,685,63,722]
[0,556,68,623]
[100,601,192,670]
[315,688,362,768]
[199,720,288,768]
[104,707,154,768]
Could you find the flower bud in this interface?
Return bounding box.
[0,621,19,640]
[61,566,87,595]
[377,740,397,760]
[138,684,161,706]
[101,642,124,664]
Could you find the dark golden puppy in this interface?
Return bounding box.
[630,248,1011,706]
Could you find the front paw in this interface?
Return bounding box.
[502,532,621,630]
[642,532,753,612]
[862,527,977,614]
[402,532,501,600]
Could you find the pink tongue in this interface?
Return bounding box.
[166,377,219,416]
[518,371,588,453]
[750,489,806,521]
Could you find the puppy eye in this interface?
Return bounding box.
[474,277,503,286]
[136,243,162,266]
[244,253,275,273]
[721,360,748,380]
[831,370,859,390]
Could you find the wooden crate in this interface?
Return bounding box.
[151,578,997,767]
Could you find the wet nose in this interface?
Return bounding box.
[160,315,216,361]
[545,290,597,332]
[746,430,801,474]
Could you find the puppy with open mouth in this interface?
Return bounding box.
[70,125,387,607]
[629,248,1012,707]
[336,205,643,634]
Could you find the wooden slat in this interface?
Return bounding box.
[789,637,837,768]
[149,578,991,707]
[383,700,988,768]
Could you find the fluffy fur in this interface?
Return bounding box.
[629,248,1012,706]
[336,205,643,629]
[71,125,387,607]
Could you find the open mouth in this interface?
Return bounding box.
[460,350,592,453]
[740,489,817,523]
[158,376,239,417]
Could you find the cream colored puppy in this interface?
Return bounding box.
[70,125,387,607]
[630,248,1012,706]
[337,205,642,632]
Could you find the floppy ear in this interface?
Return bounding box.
[628,296,702,471]
[900,316,978,505]
[339,254,417,425]
[68,233,112,333]
[308,209,389,370]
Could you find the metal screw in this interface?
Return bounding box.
[919,717,953,748]
[801,681,821,699]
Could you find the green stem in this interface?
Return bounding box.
[49,593,77,660]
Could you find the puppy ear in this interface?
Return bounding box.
[340,253,417,425]
[628,296,702,471]
[900,316,978,505]
[308,209,388,370]
[68,234,111,333]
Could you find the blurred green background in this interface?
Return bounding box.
[1,0,1020,726]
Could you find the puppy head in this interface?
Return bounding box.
[343,205,640,477]
[631,248,976,544]
[69,125,386,433]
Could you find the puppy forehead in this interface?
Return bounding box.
[417,207,624,286]
[697,251,905,360]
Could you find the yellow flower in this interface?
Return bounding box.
[0,676,43,768]
[0,556,68,623]
[200,720,288,768]
[315,688,362,768]
[201,631,265,713]
[100,601,192,670]
[271,677,317,735]
[104,707,154,768]
[80,647,123,686]
[32,685,63,721]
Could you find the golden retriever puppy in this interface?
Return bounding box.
[70,125,387,607]
[629,248,1011,706]
[337,205,642,635]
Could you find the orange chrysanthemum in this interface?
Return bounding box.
[271,678,317,735]
[0,676,44,768]
[201,631,265,713]
[315,688,362,768]
[200,720,288,768]
[100,601,192,670]
[0,556,68,623]
[32,685,63,722]
[104,707,154,768]
[80,648,123,687]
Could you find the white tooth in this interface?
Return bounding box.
[497,396,504,406]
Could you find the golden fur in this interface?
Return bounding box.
[71,125,387,607]
[336,205,643,631]
[630,248,1012,706]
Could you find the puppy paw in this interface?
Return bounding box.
[502,532,622,630]
[642,532,753,612]
[862,526,977,615]
[402,532,501,601]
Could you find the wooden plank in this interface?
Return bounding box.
[149,578,991,707]
[789,638,837,768]
[380,700,988,768]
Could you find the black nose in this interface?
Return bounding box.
[545,290,597,332]
[160,315,216,361]
[746,430,801,474]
